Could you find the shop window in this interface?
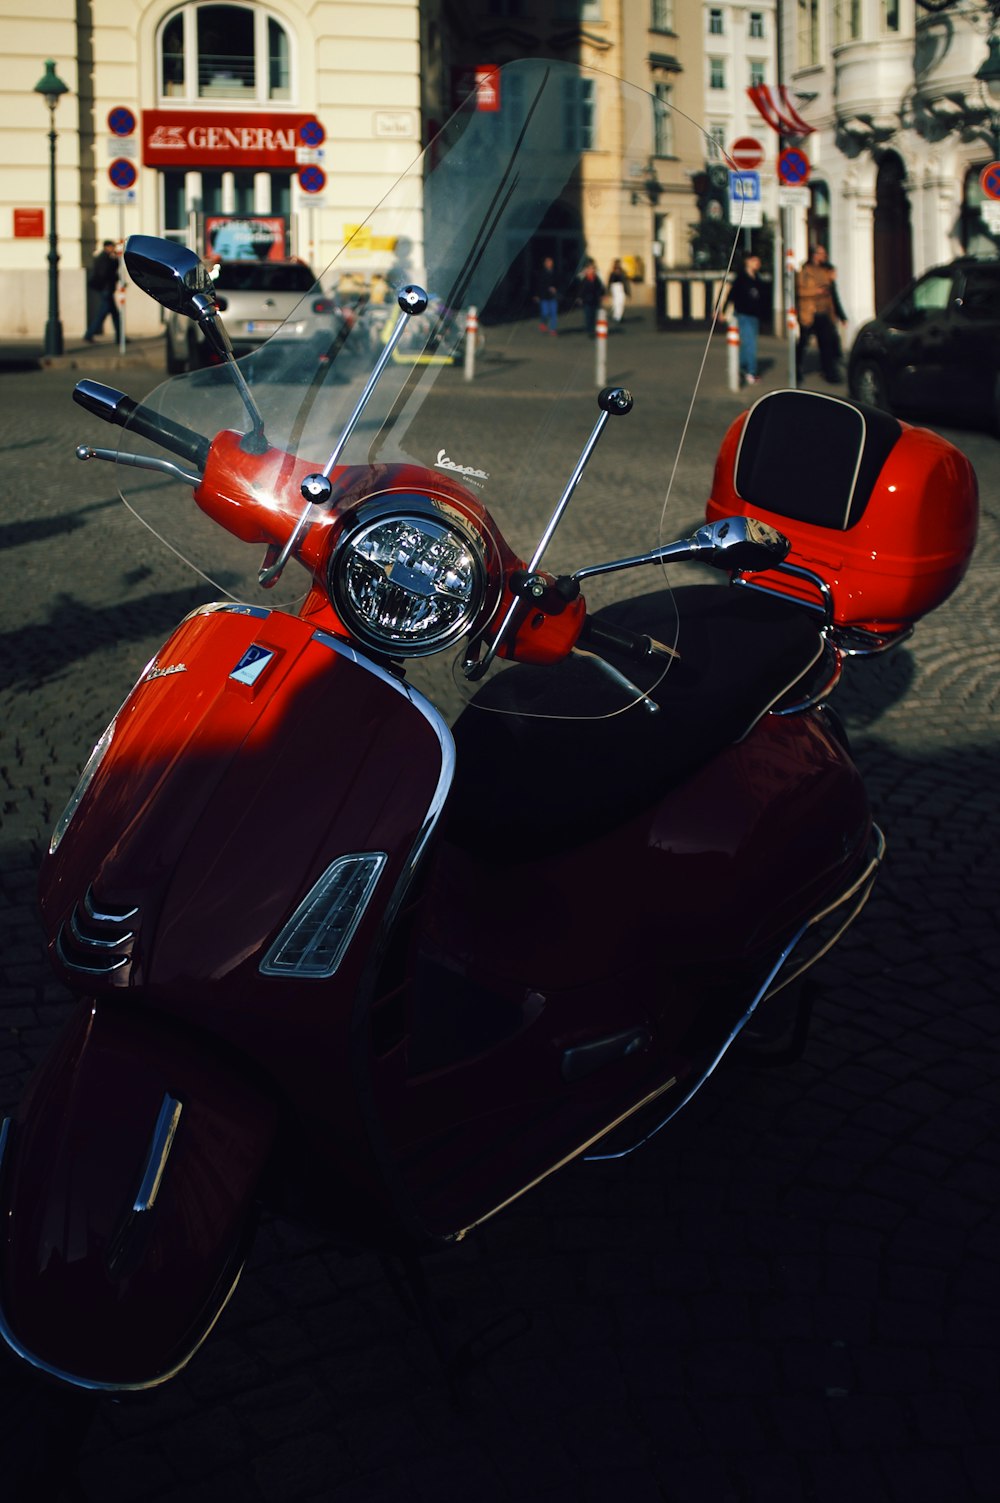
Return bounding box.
[158,4,291,103]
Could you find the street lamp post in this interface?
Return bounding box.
[33,60,70,357]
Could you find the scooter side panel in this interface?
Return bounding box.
[0,1001,277,1389]
[374,706,871,1237]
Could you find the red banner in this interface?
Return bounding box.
[142,111,321,169]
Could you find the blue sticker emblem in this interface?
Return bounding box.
[230,645,274,685]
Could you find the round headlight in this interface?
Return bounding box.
[330,503,487,657]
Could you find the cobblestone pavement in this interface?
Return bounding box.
[0,315,997,1502]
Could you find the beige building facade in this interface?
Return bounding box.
[0,1,713,340]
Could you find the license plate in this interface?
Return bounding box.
[246,320,281,334]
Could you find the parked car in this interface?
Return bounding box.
[164,258,350,374]
[847,257,1000,430]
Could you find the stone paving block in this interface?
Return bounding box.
[880,1445,977,1503]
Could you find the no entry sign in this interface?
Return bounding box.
[730,136,764,170]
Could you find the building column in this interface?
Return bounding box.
[839,171,877,326]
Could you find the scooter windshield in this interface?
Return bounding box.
[115,60,741,722]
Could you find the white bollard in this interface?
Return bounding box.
[464,306,478,381]
[595,306,608,386]
[727,320,740,392]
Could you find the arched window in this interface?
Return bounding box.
[159,4,291,103]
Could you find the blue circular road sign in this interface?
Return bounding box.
[108,106,136,137]
[108,157,137,189]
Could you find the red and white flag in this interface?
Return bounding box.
[747,85,815,136]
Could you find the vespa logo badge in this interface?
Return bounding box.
[435,449,490,486]
[144,660,187,681]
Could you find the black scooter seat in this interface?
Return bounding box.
[446,583,824,850]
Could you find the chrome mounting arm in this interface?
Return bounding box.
[258,285,429,589]
[463,385,634,680]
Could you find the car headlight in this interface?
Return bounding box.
[329,498,488,657]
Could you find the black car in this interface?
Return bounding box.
[848,257,1000,430]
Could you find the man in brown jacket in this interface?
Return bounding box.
[796,245,847,383]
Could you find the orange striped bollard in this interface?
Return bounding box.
[727,320,740,392]
[464,306,478,381]
[595,305,608,386]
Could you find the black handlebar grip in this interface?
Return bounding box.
[73,379,211,472]
[578,615,655,664]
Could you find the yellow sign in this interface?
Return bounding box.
[343,224,398,253]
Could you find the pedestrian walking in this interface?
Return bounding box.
[724,252,764,385]
[533,255,559,335]
[607,258,631,327]
[572,259,606,337]
[84,240,121,343]
[796,245,847,383]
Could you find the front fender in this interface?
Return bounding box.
[0,1000,277,1391]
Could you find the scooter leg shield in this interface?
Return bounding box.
[0,1000,277,1391]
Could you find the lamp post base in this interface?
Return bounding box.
[43,319,64,358]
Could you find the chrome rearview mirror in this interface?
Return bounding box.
[124,235,218,317]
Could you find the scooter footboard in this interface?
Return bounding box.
[0,1001,277,1391]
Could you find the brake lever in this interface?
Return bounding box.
[76,444,203,488]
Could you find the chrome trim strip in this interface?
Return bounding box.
[771,640,844,716]
[133,1095,184,1213]
[582,824,885,1163]
[832,622,914,658]
[55,924,130,975]
[459,825,885,1222]
[83,887,138,924]
[68,908,133,951]
[732,562,834,624]
[0,1260,246,1394]
[309,633,456,895]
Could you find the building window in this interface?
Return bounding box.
[563,75,596,151]
[749,58,766,87]
[709,57,726,89]
[158,4,292,103]
[653,82,674,156]
[651,0,674,30]
[709,8,725,35]
[706,122,726,159]
[797,0,820,67]
[749,10,765,38]
[881,0,899,31]
[834,0,862,41]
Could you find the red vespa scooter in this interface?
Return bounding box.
[0,61,977,1419]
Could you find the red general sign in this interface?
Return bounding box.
[729,136,764,170]
[143,111,323,169]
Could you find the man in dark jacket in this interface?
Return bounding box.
[724,253,764,385]
[84,241,121,342]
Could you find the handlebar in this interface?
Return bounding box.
[73,380,211,473]
[577,615,665,666]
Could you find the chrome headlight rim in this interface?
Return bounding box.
[328,494,491,659]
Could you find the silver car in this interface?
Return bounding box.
[164,258,326,372]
